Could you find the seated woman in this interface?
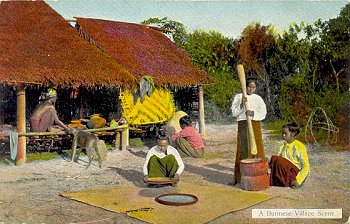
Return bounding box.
[171,115,204,158]
[269,121,310,188]
[143,130,184,184]
[30,88,71,133]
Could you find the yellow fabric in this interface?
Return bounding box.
[278,140,310,185]
[119,88,175,125]
[60,181,270,224]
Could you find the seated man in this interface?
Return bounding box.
[30,88,71,133]
[143,130,184,185]
[171,115,205,158]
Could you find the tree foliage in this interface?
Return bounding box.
[237,23,275,74]
[236,23,279,118]
[273,4,349,149]
[141,17,188,47]
[181,30,239,112]
[140,4,349,149]
[141,18,240,112]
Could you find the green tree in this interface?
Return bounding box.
[141,17,188,47]
[270,5,349,149]
[270,22,314,122]
[318,3,350,94]
[141,18,239,114]
[182,30,239,112]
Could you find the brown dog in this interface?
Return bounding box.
[71,128,102,169]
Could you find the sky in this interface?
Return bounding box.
[47,0,348,38]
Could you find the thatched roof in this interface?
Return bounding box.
[75,18,212,87]
[0,1,137,88]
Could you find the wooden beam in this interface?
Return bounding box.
[15,124,130,152]
[17,124,129,136]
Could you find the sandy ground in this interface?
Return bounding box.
[0,124,349,224]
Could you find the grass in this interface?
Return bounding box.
[203,149,234,160]
[0,151,59,165]
[203,150,225,160]
[129,138,146,148]
[263,119,286,139]
[27,152,57,162]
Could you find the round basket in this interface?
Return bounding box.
[241,174,270,191]
[155,193,198,206]
[147,177,178,185]
[240,158,268,176]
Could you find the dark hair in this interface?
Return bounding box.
[246,77,257,86]
[283,121,300,136]
[179,115,192,126]
[157,128,168,140]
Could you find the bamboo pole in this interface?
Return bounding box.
[16,85,26,165]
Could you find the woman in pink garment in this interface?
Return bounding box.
[171,115,204,158]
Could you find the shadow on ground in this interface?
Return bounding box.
[185,164,234,186]
[109,167,144,187]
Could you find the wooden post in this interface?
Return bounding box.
[114,132,121,150]
[198,85,206,136]
[121,126,129,151]
[16,85,26,165]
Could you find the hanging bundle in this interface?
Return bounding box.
[133,76,155,103]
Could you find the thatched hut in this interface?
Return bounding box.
[74,18,212,132]
[0,1,213,165]
[0,1,137,164]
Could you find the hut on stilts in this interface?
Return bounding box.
[0,1,137,165]
[0,1,212,165]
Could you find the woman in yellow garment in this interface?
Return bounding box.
[269,121,310,188]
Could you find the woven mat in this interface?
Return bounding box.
[61,180,271,224]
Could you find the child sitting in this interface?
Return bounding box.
[171,115,204,158]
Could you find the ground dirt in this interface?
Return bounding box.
[0,124,349,224]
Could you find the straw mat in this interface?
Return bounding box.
[61,181,271,224]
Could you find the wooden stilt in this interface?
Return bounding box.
[198,86,206,136]
[16,85,26,165]
[114,132,121,150]
[121,126,129,151]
